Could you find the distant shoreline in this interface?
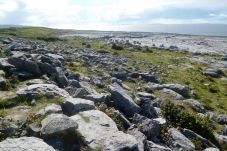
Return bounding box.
[1,24,227,37]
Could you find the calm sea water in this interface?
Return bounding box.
[113,24,227,37]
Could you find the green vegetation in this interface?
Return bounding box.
[0,27,225,114]
[189,138,206,151]
[0,97,23,108]
[29,115,46,126]
[67,35,226,115]
[0,27,226,149]
[112,43,124,50]
[65,61,95,76]
[26,97,63,125]
[0,97,63,117]
[0,27,61,41]
[161,101,219,147]
[0,109,7,117]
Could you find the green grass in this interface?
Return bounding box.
[0,96,63,113]
[161,101,220,148]
[0,27,61,41]
[1,27,225,115]
[99,45,226,114]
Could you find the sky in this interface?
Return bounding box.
[0,0,227,30]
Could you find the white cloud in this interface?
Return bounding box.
[148,18,211,24]
[209,13,227,17]
[0,0,18,18]
[1,0,227,28]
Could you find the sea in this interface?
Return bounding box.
[107,24,227,37]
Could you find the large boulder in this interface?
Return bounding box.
[61,98,96,116]
[41,114,78,138]
[38,54,63,67]
[168,128,195,151]
[45,53,65,64]
[132,114,160,142]
[109,83,141,117]
[160,88,184,100]
[139,98,158,119]
[8,54,41,75]
[70,110,138,150]
[103,131,139,151]
[16,84,70,100]
[38,62,56,75]
[72,87,90,98]
[146,141,172,151]
[0,58,14,71]
[181,128,216,148]
[37,54,64,76]
[0,137,56,151]
[54,67,69,88]
[0,118,19,138]
[145,83,189,97]
[4,114,28,128]
[140,73,159,83]
[127,125,147,151]
[183,99,205,113]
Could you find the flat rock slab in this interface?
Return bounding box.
[109,82,141,117]
[160,88,184,100]
[203,147,220,151]
[146,141,172,151]
[35,103,62,118]
[183,99,205,113]
[127,126,147,151]
[16,84,70,100]
[145,83,189,97]
[61,98,96,116]
[168,128,195,151]
[0,137,56,151]
[70,110,138,150]
[103,131,139,151]
[41,114,78,138]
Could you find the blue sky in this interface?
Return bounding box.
[0,0,227,30]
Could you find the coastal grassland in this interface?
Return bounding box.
[66,37,226,115]
[0,27,226,115]
[0,27,62,41]
[104,48,226,114]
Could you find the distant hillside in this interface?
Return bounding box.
[0,25,25,29]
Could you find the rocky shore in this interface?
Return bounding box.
[63,31,227,56]
[0,28,226,151]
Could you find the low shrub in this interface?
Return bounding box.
[161,101,219,147]
[97,50,109,54]
[37,36,61,42]
[112,43,124,50]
